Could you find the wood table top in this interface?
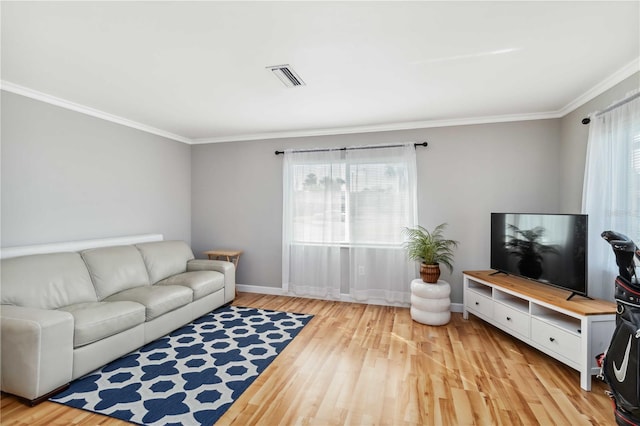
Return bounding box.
[464,270,616,316]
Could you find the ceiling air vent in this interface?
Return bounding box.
[267,64,306,88]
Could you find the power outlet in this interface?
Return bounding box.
[358,266,365,275]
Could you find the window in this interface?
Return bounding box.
[290,160,412,245]
[282,144,418,303]
[633,134,640,174]
[583,92,640,300]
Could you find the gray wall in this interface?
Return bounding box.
[559,72,640,213]
[5,72,635,304]
[1,91,191,247]
[191,119,562,303]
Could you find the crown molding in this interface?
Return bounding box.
[4,57,638,145]
[191,111,561,144]
[195,59,639,143]
[557,57,640,117]
[0,81,193,144]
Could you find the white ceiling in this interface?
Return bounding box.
[2,1,639,144]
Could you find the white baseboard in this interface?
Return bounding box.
[236,284,286,296]
[236,283,465,313]
[450,303,464,313]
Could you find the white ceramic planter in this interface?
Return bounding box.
[410,279,451,325]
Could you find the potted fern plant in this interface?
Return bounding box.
[404,223,459,283]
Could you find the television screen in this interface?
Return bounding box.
[490,213,588,297]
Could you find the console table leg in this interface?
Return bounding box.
[580,371,591,391]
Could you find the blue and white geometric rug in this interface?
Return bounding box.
[50,306,313,425]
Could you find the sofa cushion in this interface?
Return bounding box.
[1,252,97,310]
[81,245,150,300]
[59,301,145,348]
[104,285,193,321]
[156,271,224,300]
[135,241,195,284]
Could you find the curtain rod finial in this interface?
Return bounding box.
[582,117,591,125]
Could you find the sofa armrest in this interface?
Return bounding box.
[187,259,236,303]
[1,305,74,401]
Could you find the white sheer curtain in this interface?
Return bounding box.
[347,145,418,303]
[282,144,418,304]
[582,91,640,301]
[282,148,344,299]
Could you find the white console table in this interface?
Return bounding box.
[463,270,616,391]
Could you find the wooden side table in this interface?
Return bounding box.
[203,249,243,268]
[204,250,243,297]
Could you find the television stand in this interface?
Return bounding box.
[463,270,616,391]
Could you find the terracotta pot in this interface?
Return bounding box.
[420,263,441,283]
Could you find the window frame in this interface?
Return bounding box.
[289,157,412,247]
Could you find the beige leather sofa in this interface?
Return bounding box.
[0,240,235,404]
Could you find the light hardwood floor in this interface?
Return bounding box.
[1,292,616,425]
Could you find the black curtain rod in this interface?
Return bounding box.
[275,142,428,155]
[581,92,640,124]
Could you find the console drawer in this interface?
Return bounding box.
[465,290,493,318]
[494,303,530,338]
[531,317,580,361]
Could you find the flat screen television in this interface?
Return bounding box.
[490,212,588,299]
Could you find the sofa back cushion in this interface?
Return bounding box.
[135,241,195,284]
[1,252,97,309]
[81,245,150,300]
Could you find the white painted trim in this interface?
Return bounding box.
[237,284,465,312]
[333,294,411,308]
[191,111,561,144]
[0,233,163,259]
[451,302,464,313]
[0,81,192,144]
[3,57,638,145]
[236,284,286,296]
[557,57,640,116]
[237,285,412,307]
